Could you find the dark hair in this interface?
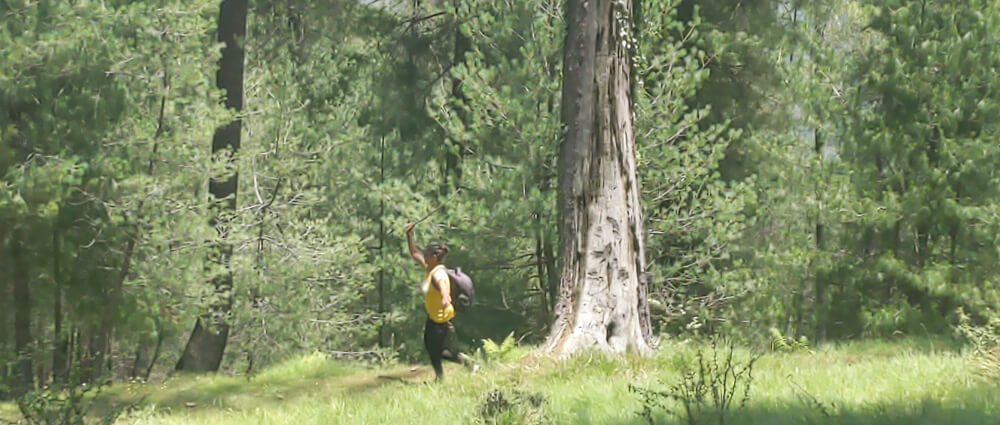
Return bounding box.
[423,242,449,260]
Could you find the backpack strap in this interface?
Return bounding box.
[428,265,448,292]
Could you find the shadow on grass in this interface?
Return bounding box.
[813,336,966,358]
[565,384,1000,425]
[91,365,435,417]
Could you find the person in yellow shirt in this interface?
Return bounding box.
[405,222,474,380]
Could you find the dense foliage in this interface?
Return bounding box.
[2,0,999,395]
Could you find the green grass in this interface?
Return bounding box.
[3,339,998,424]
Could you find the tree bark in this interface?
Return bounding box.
[545,0,651,355]
[176,0,247,373]
[10,229,33,395]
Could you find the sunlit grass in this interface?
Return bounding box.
[2,338,997,424]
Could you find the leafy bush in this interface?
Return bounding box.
[630,339,759,425]
[955,308,1000,378]
[478,332,517,364]
[768,328,811,353]
[14,379,140,425]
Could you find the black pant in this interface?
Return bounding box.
[424,318,460,379]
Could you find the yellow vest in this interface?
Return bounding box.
[424,265,456,323]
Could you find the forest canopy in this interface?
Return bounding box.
[2,0,999,397]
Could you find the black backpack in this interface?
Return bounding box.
[446,267,475,312]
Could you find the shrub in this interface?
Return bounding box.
[475,387,549,425]
[14,378,140,425]
[955,307,1000,379]
[477,332,517,364]
[768,328,811,353]
[630,339,759,425]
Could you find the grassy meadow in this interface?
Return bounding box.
[4,339,997,425]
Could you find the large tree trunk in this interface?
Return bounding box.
[10,229,33,395]
[544,0,651,355]
[176,0,247,373]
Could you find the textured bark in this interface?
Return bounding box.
[176,317,229,372]
[176,0,247,373]
[545,0,651,355]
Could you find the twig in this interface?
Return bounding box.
[402,11,448,27]
[787,375,833,417]
[412,188,465,225]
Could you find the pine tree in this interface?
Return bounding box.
[176,0,248,373]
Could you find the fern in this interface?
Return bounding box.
[769,328,810,353]
[481,332,517,363]
[483,338,501,356]
[769,328,791,352]
[500,332,516,354]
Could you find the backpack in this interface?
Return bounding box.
[446,267,475,312]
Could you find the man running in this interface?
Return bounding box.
[405,222,475,380]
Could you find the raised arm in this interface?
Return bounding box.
[405,222,427,269]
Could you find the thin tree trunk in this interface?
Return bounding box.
[52,225,68,382]
[543,226,558,319]
[949,190,959,282]
[545,0,651,355]
[377,136,386,347]
[73,329,84,382]
[813,128,826,342]
[176,0,248,373]
[534,217,551,326]
[128,347,142,379]
[91,226,136,380]
[444,0,469,188]
[143,319,164,381]
[11,229,33,395]
[93,44,171,381]
[0,245,9,399]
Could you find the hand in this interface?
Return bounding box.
[442,294,452,308]
[405,222,416,234]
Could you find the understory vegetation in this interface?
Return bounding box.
[0,339,995,425]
